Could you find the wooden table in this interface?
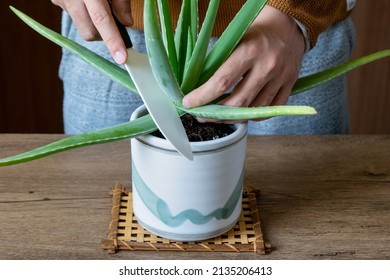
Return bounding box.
[0,134,389,259]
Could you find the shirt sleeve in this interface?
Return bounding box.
[267,0,354,48]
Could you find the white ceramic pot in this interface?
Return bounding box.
[130,105,248,241]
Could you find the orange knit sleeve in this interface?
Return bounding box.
[131,0,352,48]
[267,0,352,48]
[130,0,244,37]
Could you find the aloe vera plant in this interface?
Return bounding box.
[1,1,389,167]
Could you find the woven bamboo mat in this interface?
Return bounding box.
[101,183,271,254]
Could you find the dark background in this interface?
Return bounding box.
[1,0,389,133]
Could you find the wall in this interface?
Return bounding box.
[348,0,390,134]
[0,0,63,133]
[0,0,389,133]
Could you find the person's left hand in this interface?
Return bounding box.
[182,5,306,122]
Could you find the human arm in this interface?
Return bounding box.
[182,0,353,121]
[267,0,354,48]
[51,0,132,64]
[182,5,306,111]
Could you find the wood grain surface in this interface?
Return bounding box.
[0,134,389,259]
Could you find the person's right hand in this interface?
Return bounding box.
[51,0,133,64]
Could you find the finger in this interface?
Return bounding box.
[248,85,289,122]
[219,84,285,124]
[251,72,297,107]
[219,69,269,107]
[269,85,292,106]
[183,55,246,108]
[84,0,127,64]
[65,1,101,41]
[248,79,283,107]
[112,0,133,27]
[51,0,66,11]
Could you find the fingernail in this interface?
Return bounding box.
[114,50,126,64]
[196,118,206,123]
[182,97,191,108]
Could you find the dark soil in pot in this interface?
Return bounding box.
[151,114,235,142]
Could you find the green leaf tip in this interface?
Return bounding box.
[292,49,390,95]
[0,115,158,167]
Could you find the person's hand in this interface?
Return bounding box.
[182,5,306,122]
[51,0,132,64]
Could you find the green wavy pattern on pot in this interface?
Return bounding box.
[132,162,244,227]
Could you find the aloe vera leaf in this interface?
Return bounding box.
[157,0,178,79]
[0,103,314,167]
[181,0,221,93]
[198,0,267,86]
[292,49,390,95]
[9,6,137,93]
[180,104,316,120]
[190,0,199,44]
[144,0,184,103]
[184,27,195,71]
[0,115,157,167]
[174,0,191,83]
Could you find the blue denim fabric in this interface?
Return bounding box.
[59,13,355,135]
